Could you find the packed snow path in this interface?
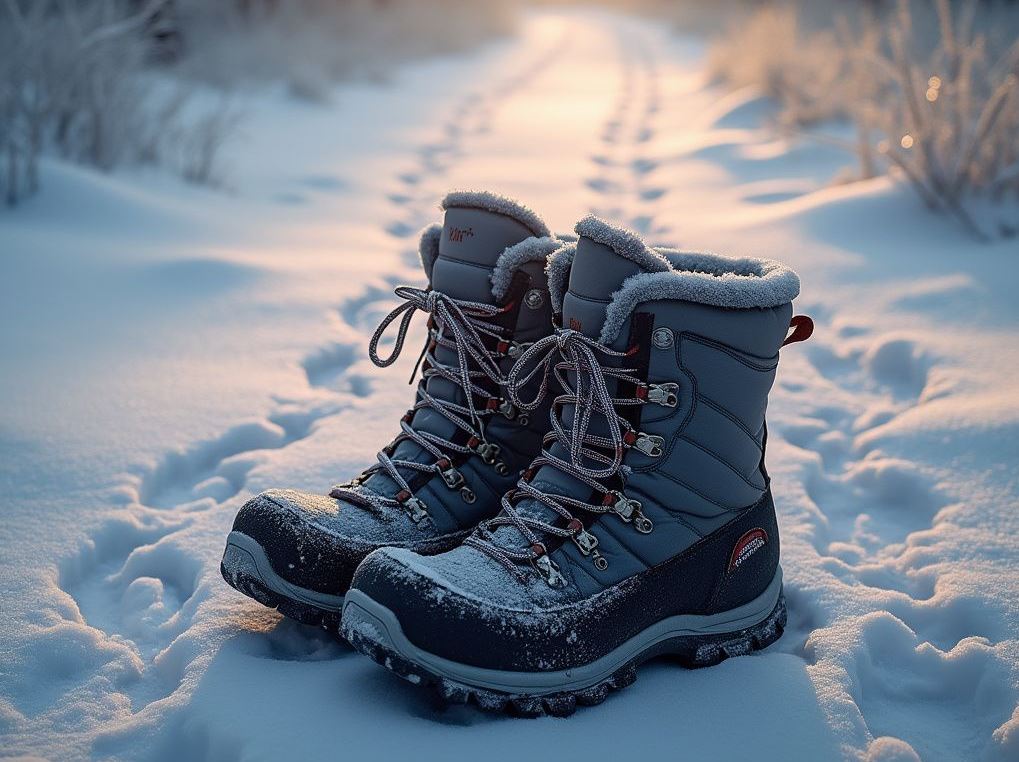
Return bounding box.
[2,10,1017,761]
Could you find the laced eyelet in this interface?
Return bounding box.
[643,382,679,408]
[530,547,567,588]
[568,519,610,570]
[436,458,464,489]
[602,490,654,534]
[395,490,430,525]
[624,431,664,458]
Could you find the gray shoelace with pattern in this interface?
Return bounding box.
[330,286,511,523]
[465,328,646,581]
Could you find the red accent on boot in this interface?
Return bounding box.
[782,315,814,347]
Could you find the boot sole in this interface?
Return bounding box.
[221,531,346,632]
[340,568,786,717]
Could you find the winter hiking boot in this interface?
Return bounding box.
[221,191,565,631]
[340,215,812,715]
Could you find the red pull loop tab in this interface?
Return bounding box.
[782,315,814,347]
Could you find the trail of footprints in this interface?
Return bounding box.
[54,35,568,715]
[772,305,1012,756]
[586,30,668,238]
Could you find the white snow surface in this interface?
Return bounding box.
[2,10,1018,761]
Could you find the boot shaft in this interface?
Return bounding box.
[531,217,799,594]
[358,191,563,533]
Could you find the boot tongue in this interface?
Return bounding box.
[489,219,668,555]
[429,205,536,302]
[361,194,544,502]
[560,226,659,344]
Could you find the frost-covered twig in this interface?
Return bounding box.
[707,0,1019,240]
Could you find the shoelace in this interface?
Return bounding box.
[330,286,514,524]
[465,328,650,583]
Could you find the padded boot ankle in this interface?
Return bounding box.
[341,216,810,714]
[222,191,564,631]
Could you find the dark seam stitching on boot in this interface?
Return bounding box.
[681,332,780,369]
[695,393,765,451]
[564,289,611,305]
[625,481,705,537]
[433,254,501,273]
[654,468,745,513]
[678,434,768,491]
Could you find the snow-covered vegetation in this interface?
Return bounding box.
[0,0,514,205]
[707,0,1019,238]
[174,0,516,98]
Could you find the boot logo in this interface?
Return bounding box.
[447,226,475,243]
[569,317,583,331]
[728,528,768,572]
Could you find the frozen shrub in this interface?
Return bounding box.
[2,0,513,204]
[868,0,1019,237]
[707,0,1019,238]
[174,0,517,93]
[0,0,238,203]
[707,5,846,127]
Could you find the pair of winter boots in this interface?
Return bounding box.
[221,190,810,717]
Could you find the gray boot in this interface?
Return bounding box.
[341,215,809,714]
[222,191,565,631]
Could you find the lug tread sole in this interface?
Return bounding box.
[343,592,787,717]
[220,544,343,635]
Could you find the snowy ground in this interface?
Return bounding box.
[2,9,1018,761]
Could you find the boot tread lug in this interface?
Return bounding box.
[341,591,786,717]
[220,560,344,636]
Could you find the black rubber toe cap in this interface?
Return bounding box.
[350,548,605,672]
[231,489,370,598]
[349,491,782,672]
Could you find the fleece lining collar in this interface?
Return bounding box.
[441,190,552,238]
[547,217,801,343]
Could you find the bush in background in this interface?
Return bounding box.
[174,0,516,101]
[0,0,516,206]
[706,0,1019,239]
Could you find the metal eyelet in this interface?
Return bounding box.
[460,487,476,503]
[494,461,511,477]
[532,552,567,588]
[646,383,679,408]
[632,432,665,458]
[401,496,429,524]
[573,527,599,554]
[605,490,654,534]
[498,399,517,420]
[524,289,544,309]
[472,440,501,465]
[506,340,533,359]
[437,461,464,489]
[571,525,610,570]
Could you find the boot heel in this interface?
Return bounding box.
[672,590,787,669]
